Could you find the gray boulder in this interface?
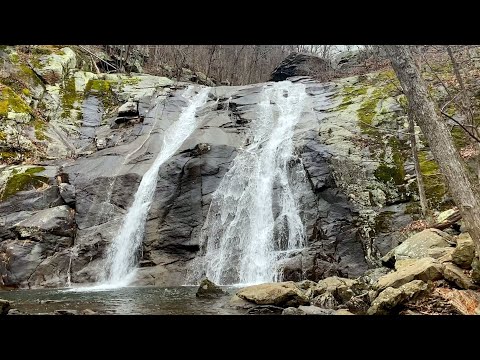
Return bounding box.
[195,278,226,299]
[270,53,331,82]
[282,307,306,315]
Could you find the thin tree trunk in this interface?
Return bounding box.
[408,113,428,217]
[229,45,245,84]
[123,45,132,73]
[446,45,474,126]
[408,114,428,218]
[382,45,480,256]
[446,45,480,183]
[206,45,217,79]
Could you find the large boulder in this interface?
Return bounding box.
[195,278,226,299]
[270,53,331,82]
[367,280,430,315]
[375,257,444,291]
[236,282,309,307]
[452,233,475,269]
[382,229,452,265]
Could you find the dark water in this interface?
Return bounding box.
[0,286,243,315]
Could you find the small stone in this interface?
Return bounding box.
[247,305,284,314]
[54,309,79,315]
[334,309,354,315]
[282,307,306,315]
[298,305,335,315]
[471,257,480,285]
[118,101,138,116]
[443,263,478,290]
[311,291,338,309]
[81,309,97,315]
[0,299,11,315]
[452,233,475,269]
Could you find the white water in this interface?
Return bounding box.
[193,81,308,285]
[95,86,210,288]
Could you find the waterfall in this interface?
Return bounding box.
[99,86,210,287]
[193,81,308,285]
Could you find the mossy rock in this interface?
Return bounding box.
[0,167,47,201]
[0,85,33,118]
[84,79,117,110]
[418,151,449,208]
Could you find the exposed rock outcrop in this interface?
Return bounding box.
[270,53,331,82]
[0,44,464,290]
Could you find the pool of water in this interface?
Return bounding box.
[0,286,243,315]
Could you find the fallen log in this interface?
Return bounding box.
[430,210,462,230]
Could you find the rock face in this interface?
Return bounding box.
[270,53,331,82]
[0,45,456,289]
[236,282,309,307]
[196,278,226,298]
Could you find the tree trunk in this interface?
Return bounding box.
[206,45,217,80]
[446,46,474,126]
[382,45,480,256]
[408,113,428,217]
[446,45,480,183]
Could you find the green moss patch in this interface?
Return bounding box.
[0,167,47,201]
[451,126,468,149]
[84,79,117,110]
[418,151,448,208]
[33,119,47,140]
[0,86,33,117]
[60,75,80,118]
[337,85,367,111]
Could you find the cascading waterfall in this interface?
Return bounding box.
[99,86,210,287]
[193,81,308,285]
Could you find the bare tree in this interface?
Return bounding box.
[382,45,480,255]
[408,113,428,216]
